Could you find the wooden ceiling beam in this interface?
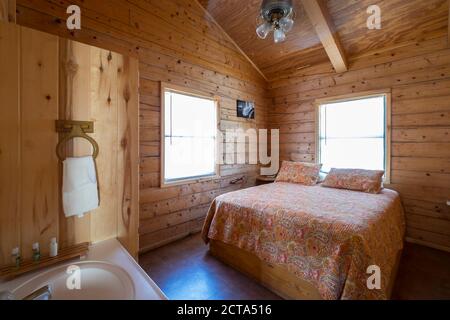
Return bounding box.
[301,0,348,73]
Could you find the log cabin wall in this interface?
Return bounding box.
[12,0,270,253]
[11,0,447,255]
[0,22,139,265]
[269,36,450,252]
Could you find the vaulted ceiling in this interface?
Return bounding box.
[198,0,449,80]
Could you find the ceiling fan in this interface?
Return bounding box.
[256,0,296,43]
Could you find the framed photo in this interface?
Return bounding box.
[237,100,255,119]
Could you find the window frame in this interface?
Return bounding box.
[314,89,392,184]
[160,82,220,188]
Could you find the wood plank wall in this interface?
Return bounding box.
[0,24,59,266]
[0,0,16,22]
[13,0,269,253]
[269,36,450,252]
[58,39,139,258]
[12,0,447,254]
[0,21,21,266]
[0,22,139,265]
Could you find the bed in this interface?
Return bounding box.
[202,182,405,300]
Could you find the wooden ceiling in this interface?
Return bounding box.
[198,0,449,80]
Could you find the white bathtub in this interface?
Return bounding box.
[0,239,167,300]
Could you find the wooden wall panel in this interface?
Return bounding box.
[0,22,139,265]
[19,27,59,260]
[117,55,140,258]
[0,21,20,266]
[88,47,119,243]
[269,36,450,252]
[58,39,139,258]
[58,39,92,247]
[12,0,270,253]
[0,25,61,264]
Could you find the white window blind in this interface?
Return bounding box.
[163,89,217,184]
[318,95,387,174]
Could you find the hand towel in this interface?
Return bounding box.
[63,156,99,218]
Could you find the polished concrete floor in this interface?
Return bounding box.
[139,233,450,300]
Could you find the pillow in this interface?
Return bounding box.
[275,161,322,186]
[322,168,384,194]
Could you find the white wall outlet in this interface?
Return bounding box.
[447,201,450,207]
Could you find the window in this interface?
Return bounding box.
[161,84,218,187]
[317,93,391,181]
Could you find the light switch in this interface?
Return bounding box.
[447,201,450,206]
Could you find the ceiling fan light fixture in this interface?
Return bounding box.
[255,0,295,43]
[279,17,294,33]
[256,22,273,39]
[273,28,286,43]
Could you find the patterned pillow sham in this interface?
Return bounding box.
[275,161,322,186]
[322,168,385,194]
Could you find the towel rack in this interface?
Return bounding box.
[55,120,99,161]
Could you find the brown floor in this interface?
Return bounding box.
[392,241,450,300]
[139,233,450,300]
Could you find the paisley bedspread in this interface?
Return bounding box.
[201,182,405,300]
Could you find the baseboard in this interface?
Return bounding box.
[405,237,450,253]
[138,230,202,255]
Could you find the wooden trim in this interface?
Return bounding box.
[0,0,15,23]
[385,92,392,185]
[301,0,347,73]
[9,0,14,23]
[193,0,268,81]
[448,0,450,47]
[314,89,392,183]
[314,88,392,105]
[406,237,450,253]
[160,82,221,188]
[314,104,320,165]
[161,81,217,101]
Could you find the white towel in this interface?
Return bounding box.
[63,156,99,218]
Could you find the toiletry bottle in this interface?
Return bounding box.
[11,247,21,267]
[32,242,41,262]
[49,237,58,257]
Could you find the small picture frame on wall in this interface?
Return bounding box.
[237,100,255,119]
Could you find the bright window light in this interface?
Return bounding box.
[163,89,217,184]
[318,95,387,174]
